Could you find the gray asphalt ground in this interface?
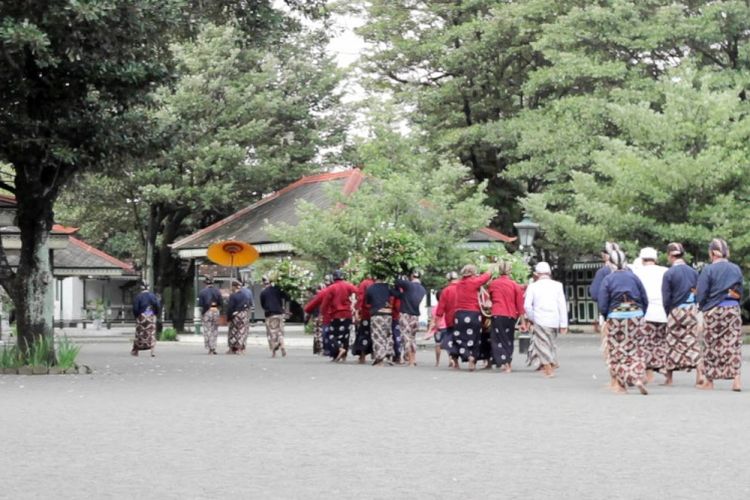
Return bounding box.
[1,333,749,499]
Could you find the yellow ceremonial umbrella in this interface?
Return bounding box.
[206,240,259,268]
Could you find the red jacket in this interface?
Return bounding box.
[435,282,458,328]
[323,279,358,320]
[453,273,492,312]
[357,278,375,320]
[304,289,332,325]
[487,276,525,318]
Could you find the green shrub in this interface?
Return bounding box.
[56,336,81,371]
[159,327,178,341]
[0,345,21,369]
[27,335,53,368]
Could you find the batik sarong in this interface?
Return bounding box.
[478,316,493,361]
[641,321,668,372]
[202,308,220,351]
[665,306,701,371]
[265,314,285,353]
[452,311,482,362]
[329,318,352,359]
[371,315,394,362]
[392,319,402,361]
[605,318,646,387]
[490,316,516,366]
[527,323,558,368]
[352,319,373,356]
[133,312,156,351]
[312,316,323,355]
[321,324,332,357]
[398,313,419,359]
[228,309,249,353]
[703,306,742,380]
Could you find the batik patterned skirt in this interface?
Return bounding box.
[605,317,646,387]
[399,313,419,356]
[134,313,157,351]
[329,318,352,358]
[228,309,249,352]
[202,308,220,351]
[371,315,394,362]
[490,316,516,366]
[665,305,701,371]
[703,306,742,380]
[352,318,373,356]
[435,328,450,350]
[312,316,323,355]
[641,321,668,372]
[265,314,285,352]
[527,323,558,368]
[392,319,402,360]
[452,311,482,362]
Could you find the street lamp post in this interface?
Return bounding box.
[513,215,540,262]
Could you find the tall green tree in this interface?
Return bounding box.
[354,0,576,230]
[270,119,497,289]
[1,0,334,351]
[0,1,181,357]
[58,20,347,330]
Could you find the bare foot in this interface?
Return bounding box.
[609,383,627,394]
[645,370,655,384]
[635,381,648,395]
[130,350,138,357]
[467,357,476,372]
[281,348,287,357]
[732,376,742,392]
[696,381,714,390]
[335,348,347,362]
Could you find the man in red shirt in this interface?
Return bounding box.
[452,264,493,370]
[487,261,526,372]
[304,282,332,356]
[318,269,358,362]
[352,276,375,364]
[433,271,459,367]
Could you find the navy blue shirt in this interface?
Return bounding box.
[198,286,223,315]
[394,279,426,316]
[661,263,698,314]
[598,270,649,318]
[589,265,613,303]
[696,260,744,311]
[133,291,160,318]
[260,285,287,317]
[227,289,251,317]
[366,282,394,313]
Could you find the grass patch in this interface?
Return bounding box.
[56,336,81,371]
[0,344,21,369]
[159,327,178,341]
[26,335,53,368]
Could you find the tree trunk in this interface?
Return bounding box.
[15,193,55,363]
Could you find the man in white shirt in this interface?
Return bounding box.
[524,262,568,377]
[632,247,668,382]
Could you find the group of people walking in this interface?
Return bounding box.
[195,276,289,356]
[594,239,743,394]
[302,261,568,375]
[132,237,744,396]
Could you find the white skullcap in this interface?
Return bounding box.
[639,247,658,260]
[535,262,551,274]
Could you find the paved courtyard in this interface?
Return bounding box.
[1,334,749,499]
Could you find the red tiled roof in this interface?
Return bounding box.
[68,236,135,273]
[172,169,365,249]
[52,224,79,235]
[477,227,517,243]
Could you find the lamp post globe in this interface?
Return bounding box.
[513,215,539,253]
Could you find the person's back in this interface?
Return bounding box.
[524,278,566,329]
[260,285,285,317]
